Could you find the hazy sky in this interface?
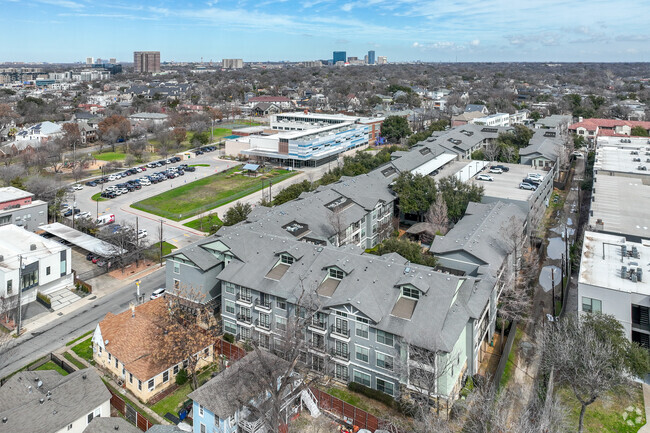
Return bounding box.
[2,0,649,63]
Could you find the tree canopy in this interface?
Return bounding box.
[437,176,484,223]
[369,237,437,267]
[392,172,438,217]
[222,202,252,226]
[631,126,649,137]
[381,115,412,143]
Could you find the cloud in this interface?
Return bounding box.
[470,39,480,46]
[38,0,84,9]
[341,2,354,11]
[413,42,420,47]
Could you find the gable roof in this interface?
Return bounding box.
[83,417,141,433]
[0,369,110,433]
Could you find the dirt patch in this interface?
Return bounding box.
[108,260,157,280]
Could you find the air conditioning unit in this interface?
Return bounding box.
[621,266,627,278]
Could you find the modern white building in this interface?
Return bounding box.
[14,121,63,142]
[469,113,510,127]
[0,224,73,308]
[578,231,650,349]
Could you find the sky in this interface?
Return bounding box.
[1,0,649,63]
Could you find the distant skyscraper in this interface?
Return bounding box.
[222,59,244,69]
[368,50,376,65]
[333,51,346,64]
[109,58,116,64]
[377,56,387,65]
[133,51,161,73]
[86,57,93,65]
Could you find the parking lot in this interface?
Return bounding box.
[64,151,234,250]
[469,163,550,202]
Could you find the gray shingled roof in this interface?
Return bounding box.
[83,417,140,433]
[0,369,111,433]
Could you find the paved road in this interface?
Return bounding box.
[0,268,166,379]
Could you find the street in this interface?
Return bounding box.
[0,268,166,379]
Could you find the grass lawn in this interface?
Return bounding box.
[210,127,232,138]
[558,384,646,433]
[183,214,222,232]
[499,326,524,389]
[93,152,126,161]
[63,352,86,369]
[35,360,69,376]
[131,166,298,221]
[72,338,94,363]
[325,387,393,418]
[91,192,107,202]
[150,365,219,417]
[150,241,177,256]
[66,330,93,346]
[189,164,210,167]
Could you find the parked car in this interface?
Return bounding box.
[489,167,503,174]
[86,252,95,261]
[476,174,494,181]
[492,165,510,172]
[523,177,542,185]
[119,188,129,195]
[137,229,147,239]
[74,211,92,220]
[527,173,543,180]
[72,183,83,190]
[519,182,537,190]
[146,162,157,168]
[85,181,97,187]
[92,256,100,264]
[150,288,165,300]
[63,208,81,217]
[185,166,196,172]
[96,259,106,267]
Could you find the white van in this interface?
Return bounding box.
[96,214,116,226]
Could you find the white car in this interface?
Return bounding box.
[74,211,91,220]
[527,173,543,180]
[476,174,494,181]
[137,229,148,239]
[150,288,165,300]
[108,174,118,181]
[135,167,143,173]
[139,178,151,186]
[489,167,503,174]
[119,188,129,195]
[72,183,83,190]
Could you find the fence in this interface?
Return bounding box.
[214,338,246,361]
[309,386,394,432]
[494,319,519,390]
[108,388,154,432]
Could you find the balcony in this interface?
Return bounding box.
[254,318,271,332]
[254,298,272,311]
[330,324,350,340]
[236,293,253,306]
[308,339,327,353]
[308,319,328,334]
[330,348,350,362]
[236,314,253,327]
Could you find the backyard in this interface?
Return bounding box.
[131,165,298,221]
[150,364,220,418]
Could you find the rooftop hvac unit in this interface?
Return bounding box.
[638,268,643,282]
[621,266,627,278]
[632,271,638,283]
[632,246,640,258]
[622,245,628,257]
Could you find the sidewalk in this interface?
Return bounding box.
[638,384,650,433]
[15,261,163,337]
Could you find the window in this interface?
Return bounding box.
[376,378,394,396]
[138,380,142,391]
[280,254,294,265]
[582,297,602,314]
[108,353,111,361]
[163,370,169,383]
[276,299,287,310]
[148,378,154,391]
[225,300,235,314]
[199,404,204,417]
[87,412,94,424]
[224,321,237,335]
[229,416,236,427]
[174,365,179,375]
[376,330,394,347]
[6,280,12,295]
[225,283,235,294]
[200,423,206,433]
[60,259,66,276]
[356,317,369,339]
[21,268,38,289]
[402,286,420,300]
[173,279,180,290]
[355,346,369,363]
[276,316,287,332]
[173,261,180,274]
[46,266,51,276]
[115,357,118,368]
[353,370,371,387]
[329,268,344,279]
[129,373,133,383]
[376,353,393,370]
[68,424,73,430]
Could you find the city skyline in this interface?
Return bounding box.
[1,0,649,63]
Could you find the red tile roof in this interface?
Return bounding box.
[569,118,650,133]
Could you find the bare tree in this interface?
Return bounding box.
[483,140,500,162]
[425,192,449,235]
[327,208,347,246]
[0,164,25,187]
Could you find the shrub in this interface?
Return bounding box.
[222,333,235,344]
[347,382,395,407]
[37,292,51,306]
[175,368,188,386]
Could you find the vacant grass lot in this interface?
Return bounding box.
[559,384,645,433]
[131,166,298,221]
[93,151,126,161]
[35,361,69,376]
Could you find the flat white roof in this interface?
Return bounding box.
[411,153,457,176]
[0,224,66,271]
[0,186,33,202]
[40,222,125,257]
[594,146,650,174]
[579,231,650,295]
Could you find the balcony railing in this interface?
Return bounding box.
[308,339,326,352]
[330,348,350,361]
[236,314,252,324]
[309,319,327,331]
[236,293,253,304]
[255,318,271,330]
[254,298,272,310]
[330,324,350,338]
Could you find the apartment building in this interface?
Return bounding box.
[0,186,48,231]
[133,51,161,73]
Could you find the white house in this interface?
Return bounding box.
[14,121,63,142]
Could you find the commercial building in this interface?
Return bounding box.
[377,56,387,64]
[0,186,48,231]
[0,224,73,313]
[569,118,650,146]
[0,369,110,433]
[368,50,376,65]
[469,112,510,127]
[222,59,244,69]
[577,231,650,349]
[333,51,346,64]
[133,51,161,73]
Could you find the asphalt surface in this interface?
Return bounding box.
[0,268,166,379]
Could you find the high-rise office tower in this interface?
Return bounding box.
[368,50,376,65]
[86,57,93,65]
[133,51,161,73]
[333,51,346,64]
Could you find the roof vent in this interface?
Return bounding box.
[30,244,36,251]
[39,398,44,404]
[2,417,6,423]
[82,374,87,379]
[0,255,3,262]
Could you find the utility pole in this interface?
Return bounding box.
[269,181,272,202]
[551,268,556,317]
[135,217,139,266]
[17,255,23,336]
[72,193,76,229]
[159,219,163,267]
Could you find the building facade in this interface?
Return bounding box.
[367,51,376,65]
[0,186,48,231]
[222,59,244,69]
[333,51,346,64]
[133,51,161,73]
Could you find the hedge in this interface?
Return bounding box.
[347,382,395,407]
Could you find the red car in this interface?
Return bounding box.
[140,166,147,171]
[92,256,100,264]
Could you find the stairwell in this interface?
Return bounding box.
[300,389,321,418]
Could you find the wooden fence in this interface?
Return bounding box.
[108,388,154,432]
[309,386,394,432]
[214,338,246,361]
